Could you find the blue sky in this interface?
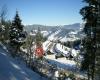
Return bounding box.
[0,0,85,26]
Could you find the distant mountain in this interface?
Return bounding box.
[62,23,80,30]
[29,23,82,42]
[24,23,80,33]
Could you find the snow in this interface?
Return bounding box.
[68,31,78,35]
[0,42,9,53]
[54,70,59,77]
[29,28,81,43]
[48,29,61,41]
[20,48,27,53]
[0,45,47,80]
[60,36,67,42]
[61,37,79,42]
[49,43,55,53]
[55,43,70,56]
[43,40,52,51]
[0,25,5,31]
[41,31,50,37]
[43,41,77,71]
[43,40,79,71]
[30,30,50,37]
[45,54,77,71]
[45,29,80,42]
[30,33,36,36]
[71,49,78,57]
[54,43,78,57]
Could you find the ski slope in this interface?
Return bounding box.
[0,45,47,80]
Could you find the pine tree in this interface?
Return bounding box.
[9,11,26,56]
[35,27,43,47]
[80,0,99,80]
[95,0,100,79]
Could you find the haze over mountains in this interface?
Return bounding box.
[24,23,81,32]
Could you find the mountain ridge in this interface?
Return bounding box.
[24,23,80,32]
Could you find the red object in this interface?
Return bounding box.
[35,47,44,58]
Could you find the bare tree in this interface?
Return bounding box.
[0,5,10,42]
[0,5,8,25]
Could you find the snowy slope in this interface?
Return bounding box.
[45,55,77,71]
[29,23,81,43]
[43,41,78,71]
[43,40,79,58]
[0,45,47,80]
[47,29,80,42]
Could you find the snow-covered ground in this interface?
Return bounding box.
[43,40,79,72]
[45,54,77,71]
[25,27,85,78]
[55,43,70,56]
[48,29,61,41]
[25,28,81,73]
[43,40,79,58]
[0,45,47,80]
[43,40,52,51]
[21,39,80,73]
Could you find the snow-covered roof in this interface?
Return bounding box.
[55,43,70,56]
[68,31,77,35]
[60,36,80,42]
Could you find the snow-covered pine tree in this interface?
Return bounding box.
[9,11,26,56]
[95,0,100,79]
[80,0,100,80]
